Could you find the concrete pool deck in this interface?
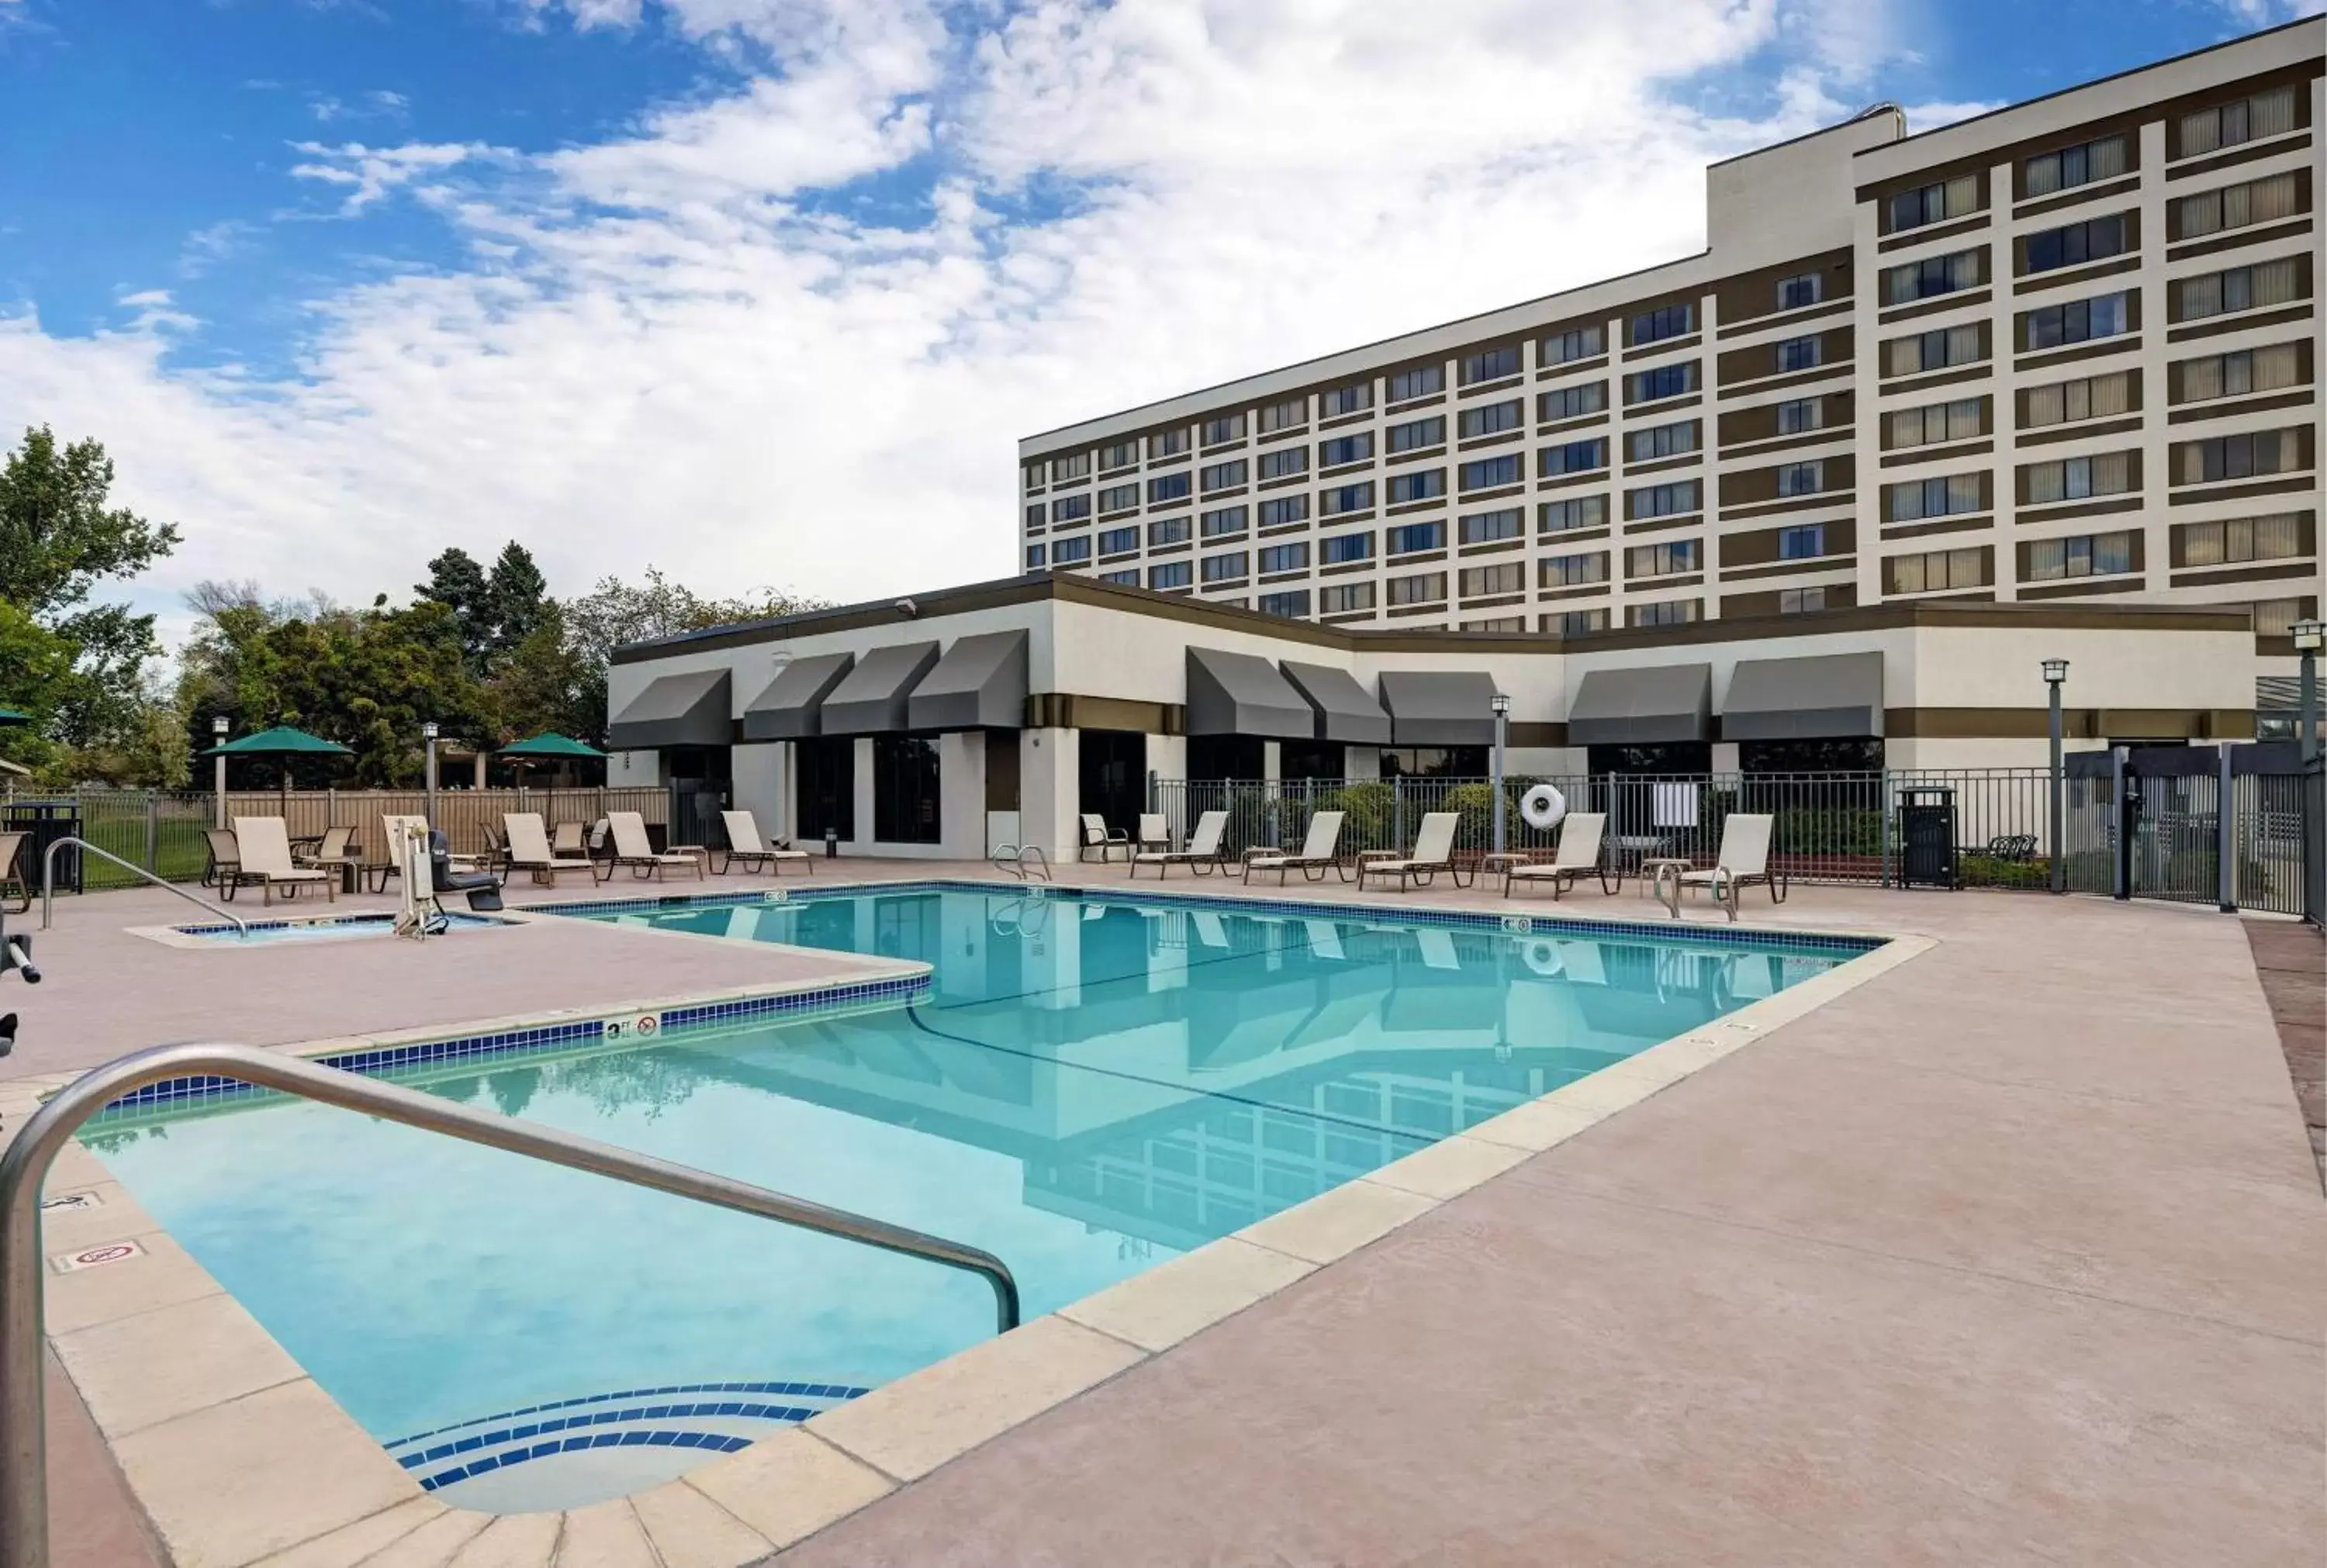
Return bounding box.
[5,864,2321,1565]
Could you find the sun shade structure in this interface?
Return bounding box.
[0,709,28,727]
[742,652,855,741]
[910,630,1030,731]
[1565,664,1713,745]
[1377,671,1499,747]
[199,726,354,758]
[607,669,732,750]
[498,733,607,758]
[1720,652,1886,740]
[1185,648,1313,739]
[820,642,942,735]
[1279,661,1392,744]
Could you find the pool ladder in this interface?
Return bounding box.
[0,1041,1022,1568]
[988,843,1052,882]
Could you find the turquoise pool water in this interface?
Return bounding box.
[174,913,504,944]
[87,886,1857,1508]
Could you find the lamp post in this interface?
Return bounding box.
[211,716,230,828]
[2294,620,2325,927]
[2294,619,2323,765]
[423,720,441,831]
[2042,659,2068,894]
[1490,692,1512,856]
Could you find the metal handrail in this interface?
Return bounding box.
[41,836,247,934]
[1016,844,1053,882]
[0,1041,1021,1568]
[989,844,1028,880]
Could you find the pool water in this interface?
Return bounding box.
[175,913,504,944]
[87,886,1855,1508]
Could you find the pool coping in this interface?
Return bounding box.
[17,881,1934,1568]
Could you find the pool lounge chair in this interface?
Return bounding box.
[293,825,361,891]
[607,810,704,881]
[503,812,605,886]
[1129,810,1229,878]
[0,831,27,914]
[1657,813,1786,921]
[1355,812,1461,891]
[1078,814,1130,862]
[550,820,592,862]
[202,827,262,901]
[231,816,335,906]
[717,810,811,876]
[1502,812,1617,899]
[1240,810,1347,884]
[1136,813,1170,855]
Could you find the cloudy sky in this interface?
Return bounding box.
[0,0,2312,638]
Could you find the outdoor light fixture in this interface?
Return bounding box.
[2043,660,2068,895]
[211,717,230,829]
[2042,658,2069,684]
[1491,693,1512,717]
[422,720,440,741]
[1489,692,1513,855]
[211,715,229,736]
[2294,619,2325,654]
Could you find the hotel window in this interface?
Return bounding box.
[2173,257,2305,321]
[1627,539,1700,579]
[1628,479,1699,520]
[2173,173,2301,240]
[2177,85,2298,158]
[1025,544,1046,569]
[1098,441,1136,472]
[1775,396,1823,435]
[1052,451,1092,482]
[1541,323,1604,365]
[1883,323,1984,377]
[1098,483,1139,513]
[1320,381,1374,418]
[1537,382,1606,422]
[1625,362,1698,403]
[1257,589,1311,619]
[2173,342,2304,403]
[1886,545,1989,593]
[1100,568,1141,585]
[1550,607,1610,635]
[1885,396,1986,447]
[1460,562,1525,598]
[1201,505,1249,538]
[2022,372,2133,430]
[1626,421,1698,462]
[1779,586,1827,614]
[2024,133,2127,196]
[1460,346,1522,385]
[1538,551,1607,588]
[1053,492,1093,521]
[1386,520,1445,555]
[1098,526,1139,556]
[1627,598,1701,627]
[1148,560,1192,590]
[1885,173,1980,233]
[1458,399,1524,439]
[1319,581,1376,615]
[1778,523,1827,560]
[1388,469,1446,506]
[1776,271,1822,310]
[1463,616,1526,632]
[2025,213,2129,274]
[1200,550,1248,583]
[1775,335,1823,373]
[1052,535,1092,564]
[1388,416,1446,454]
[2024,530,2135,581]
[1386,572,1447,606]
[1258,398,1306,433]
[2173,512,2308,566]
[1258,541,1310,575]
[1148,516,1191,547]
[871,735,941,846]
[1198,459,1246,492]
[2021,451,2134,504]
[1321,482,1375,516]
[1148,471,1192,505]
[1461,454,1523,490]
[1321,530,1374,565]
[1539,495,1608,534]
[1883,471,1984,521]
[2252,598,2314,637]
[1319,433,1374,467]
[1022,461,1046,489]
[1202,413,1246,445]
[2173,428,2307,485]
[1459,507,1523,544]
[1024,503,1045,531]
[1776,461,1825,499]
[2024,292,2131,351]
[1388,364,1446,402]
[1880,247,1984,305]
[1630,303,1694,346]
[1258,446,1309,480]
[1259,495,1309,527]
[1538,438,1609,478]
[1149,428,1190,460]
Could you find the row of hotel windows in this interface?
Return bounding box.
[1881,427,2312,520]
[1881,342,2308,452]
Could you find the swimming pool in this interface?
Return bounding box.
[167,912,507,945]
[85,884,1863,1510]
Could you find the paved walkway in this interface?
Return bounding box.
[2246,919,2325,1186]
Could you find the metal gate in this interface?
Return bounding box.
[2063,744,2317,916]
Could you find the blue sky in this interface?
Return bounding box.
[0,0,2312,628]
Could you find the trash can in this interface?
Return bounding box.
[1896,785,1958,890]
[5,800,83,896]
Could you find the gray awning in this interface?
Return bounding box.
[820,641,942,735]
[1280,661,1392,744]
[1378,671,1498,747]
[607,668,731,750]
[1566,664,1712,746]
[1721,652,1884,741]
[909,630,1029,731]
[1186,648,1314,739]
[741,652,854,741]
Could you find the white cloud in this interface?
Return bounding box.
[0,0,1930,630]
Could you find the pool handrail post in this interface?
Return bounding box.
[0,1041,1022,1568]
[40,837,247,935]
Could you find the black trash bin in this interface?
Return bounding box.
[1896,785,1959,890]
[4,800,83,896]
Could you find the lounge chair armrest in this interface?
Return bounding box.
[1355,849,1401,863]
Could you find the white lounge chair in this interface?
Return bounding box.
[1355,812,1460,891]
[231,816,334,905]
[718,810,811,876]
[1241,810,1347,884]
[1130,810,1229,878]
[1502,812,1616,899]
[503,812,604,886]
[1657,813,1786,921]
[607,810,704,881]
[1078,813,1130,862]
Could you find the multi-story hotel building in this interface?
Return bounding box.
[1015,19,2323,664]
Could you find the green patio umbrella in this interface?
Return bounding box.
[0,708,29,727]
[202,726,354,810]
[498,733,606,759]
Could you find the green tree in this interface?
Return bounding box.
[417,541,551,675]
[562,568,827,744]
[482,542,548,662]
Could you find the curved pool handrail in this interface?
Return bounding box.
[0,1041,1022,1568]
[40,836,248,935]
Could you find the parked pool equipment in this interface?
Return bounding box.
[392,820,447,939]
[1520,783,1568,833]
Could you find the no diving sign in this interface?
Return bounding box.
[50,1239,144,1275]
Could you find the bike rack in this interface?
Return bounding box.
[40,837,247,934]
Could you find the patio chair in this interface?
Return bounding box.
[1129,810,1229,878]
[1136,813,1170,855]
[0,831,27,914]
[1078,813,1130,862]
[231,816,335,906]
[550,820,592,862]
[503,812,604,887]
[1502,812,1618,900]
[607,810,704,881]
[293,825,361,892]
[1656,813,1786,921]
[718,810,811,876]
[1355,812,1461,891]
[202,827,259,901]
[1240,810,1347,885]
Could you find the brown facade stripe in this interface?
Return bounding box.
[1879,288,1993,326]
[2166,216,2315,265]
[2012,175,2143,222]
[2165,301,2313,343]
[2016,416,2142,447]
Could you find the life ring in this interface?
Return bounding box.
[1520,938,1564,978]
[1520,783,1568,831]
